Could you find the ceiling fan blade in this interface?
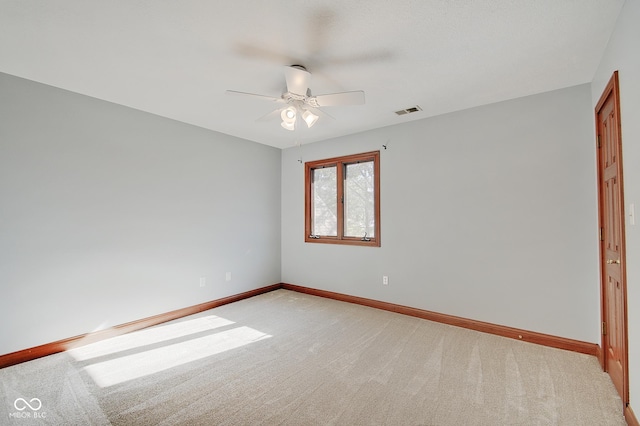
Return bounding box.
[225,90,284,103]
[307,106,334,120]
[233,42,296,65]
[256,108,283,122]
[284,66,311,96]
[314,91,365,107]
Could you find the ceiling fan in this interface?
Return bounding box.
[226,65,365,131]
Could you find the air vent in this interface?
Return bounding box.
[394,105,422,116]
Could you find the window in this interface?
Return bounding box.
[305,151,380,246]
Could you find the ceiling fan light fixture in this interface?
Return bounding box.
[302,110,319,128]
[281,121,295,131]
[281,106,296,131]
[283,107,296,120]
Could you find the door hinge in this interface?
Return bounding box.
[600,227,604,241]
[602,321,607,336]
[597,135,601,148]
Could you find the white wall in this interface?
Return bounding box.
[282,84,599,342]
[0,73,281,355]
[591,0,640,410]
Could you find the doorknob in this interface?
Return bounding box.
[606,259,621,264]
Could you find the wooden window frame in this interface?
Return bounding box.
[305,151,380,247]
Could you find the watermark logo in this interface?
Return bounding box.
[9,398,46,419]
[14,398,42,411]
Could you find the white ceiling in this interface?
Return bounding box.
[0,1,625,149]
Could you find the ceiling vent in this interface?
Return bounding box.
[394,105,422,116]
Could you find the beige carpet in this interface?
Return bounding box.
[0,289,627,425]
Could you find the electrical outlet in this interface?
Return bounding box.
[199,277,206,287]
[225,272,232,282]
[383,275,389,285]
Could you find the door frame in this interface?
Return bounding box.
[595,70,629,406]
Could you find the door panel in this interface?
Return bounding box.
[596,71,628,405]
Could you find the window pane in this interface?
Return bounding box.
[312,167,337,236]
[345,161,375,238]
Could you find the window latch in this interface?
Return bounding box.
[309,234,320,239]
[361,232,371,242]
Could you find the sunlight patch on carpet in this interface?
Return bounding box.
[68,315,235,361]
[82,325,271,387]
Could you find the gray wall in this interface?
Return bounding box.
[282,84,599,343]
[591,0,640,410]
[0,73,281,355]
[0,64,613,386]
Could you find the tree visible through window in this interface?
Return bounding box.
[305,151,380,246]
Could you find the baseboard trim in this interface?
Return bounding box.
[0,283,281,369]
[281,283,598,356]
[627,405,640,426]
[0,282,601,369]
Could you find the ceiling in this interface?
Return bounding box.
[0,1,625,149]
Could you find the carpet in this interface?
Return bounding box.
[0,289,626,425]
